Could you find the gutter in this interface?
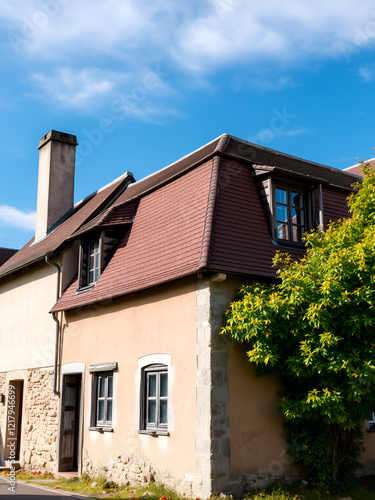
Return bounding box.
[45,254,61,396]
[0,253,47,279]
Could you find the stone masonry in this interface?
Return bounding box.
[22,368,59,471]
[195,277,231,497]
[82,448,193,497]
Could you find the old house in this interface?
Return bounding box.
[0,130,373,497]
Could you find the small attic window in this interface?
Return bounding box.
[78,235,102,289]
[275,186,305,244]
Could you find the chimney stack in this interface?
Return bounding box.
[35,130,78,241]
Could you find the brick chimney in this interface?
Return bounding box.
[35,130,78,241]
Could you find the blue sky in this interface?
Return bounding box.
[1,0,375,249]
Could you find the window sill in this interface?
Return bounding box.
[138,429,169,437]
[89,426,113,433]
[272,239,305,250]
[74,285,95,295]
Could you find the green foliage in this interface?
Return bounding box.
[222,164,375,486]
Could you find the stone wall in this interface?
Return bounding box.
[195,277,231,497]
[22,368,59,471]
[0,373,6,464]
[82,448,194,497]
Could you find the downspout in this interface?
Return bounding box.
[45,254,61,396]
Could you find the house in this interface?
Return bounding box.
[345,157,375,176]
[0,248,17,267]
[0,130,373,497]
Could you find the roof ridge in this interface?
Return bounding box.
[225,134,360,179]
[198,156,221,269]
[124,135,227,191]
[74,171,134,209]
[344,157,375,170]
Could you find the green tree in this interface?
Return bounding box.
[222,164,375,487]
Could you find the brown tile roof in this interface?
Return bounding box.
[52,135,355,312]
[222,135,360,190]
[0,248,18,267]
[52,159,215,311]
[344,158,375,177]
[0,132,356,311]
[68,201,138,240]
[0,173,134,277]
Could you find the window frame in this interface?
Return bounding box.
[90,370,114,431]
[77,233,103,291]
[273,184,306,245]
[140,364,168,435]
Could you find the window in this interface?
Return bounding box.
[95,372,113,427]
[141,365,168,434]
[78,236,101,290]
[88,362,117,431]
[87,239,100,285]
[275,186,305,244]
[368,412,375,432]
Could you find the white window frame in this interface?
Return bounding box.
[136,354,173,436]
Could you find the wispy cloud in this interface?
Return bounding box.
[358,63,375,82]
[3,0,375,71]
[248,127,314,145]
[30,67,129,110]
[0,206,36,231]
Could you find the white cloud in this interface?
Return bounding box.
[248,127,314,145]
[2,0,375,71]
[358,63,375,82]
[174,0,375,70]
[30,67,128,109]
[0,206,36,231]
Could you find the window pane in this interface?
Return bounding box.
[277,222,288,240]
[276,205,287,223]
[148,374,156,397]
[292,208,304,225]
[98,400,105,422]
[95,268,100,282]
[148,400,156,424]
[88,270,94,284]
[107,399,113,422]
[160,373,168,398]
[292,225,304,242]
[99,377,105,398]
[108,376,113,398]
[89,255,94,270]
[291,191,303,208]
[160,400,168,424]
[276,188,287,204]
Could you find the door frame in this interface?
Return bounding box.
[57,363,85,474]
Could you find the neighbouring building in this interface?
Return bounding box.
[1,130,374,497]
[0,248,17,267]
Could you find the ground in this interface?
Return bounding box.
[2,470,375,499]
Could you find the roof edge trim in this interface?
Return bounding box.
[0,253,48,279]
[225,134,362,180]
[198,156,220,269]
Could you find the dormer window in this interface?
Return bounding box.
[87,238,100,285]
[275,186,305,244]
[78,234,102,290]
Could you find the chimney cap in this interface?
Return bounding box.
[38,130,78,150]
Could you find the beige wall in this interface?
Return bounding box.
[228,345,291,475]
[225,276,294,479]
[0,263,59,371]
[61,277,197,482]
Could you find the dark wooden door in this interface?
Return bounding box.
[59,375,80,471]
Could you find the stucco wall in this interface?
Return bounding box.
[61,277,197,493]
[0,263,58,371]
